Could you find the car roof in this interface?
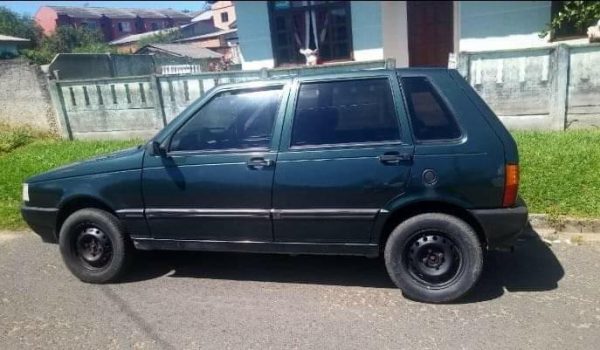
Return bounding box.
[215,67,453,90]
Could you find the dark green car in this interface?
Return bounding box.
[21,69,528,303]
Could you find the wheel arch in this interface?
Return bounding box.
[377,200,486,252]
[55,196,117,239]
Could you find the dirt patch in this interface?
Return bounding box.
[0,231,27,244]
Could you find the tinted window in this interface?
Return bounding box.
[291,79,400,146]
[170,88,282,152]
[401,77,461,141]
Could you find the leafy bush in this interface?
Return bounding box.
[0,123,54,154]
[23,26,115,65]
[540,1,600,38]
[72,43,115,54]
[138,28,182,47]
[21,48,54,65]
[0,6,42,47]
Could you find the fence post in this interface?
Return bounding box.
[260,68,269,79]
[150,75,167,127]
[47,80,73,140]
[549,44,570,131]
[457,52,470,80]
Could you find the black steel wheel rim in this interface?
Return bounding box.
[73,224,113,269]
[404,231,463,288]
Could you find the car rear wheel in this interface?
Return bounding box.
[384,213,483,303]
[59,208,132,283]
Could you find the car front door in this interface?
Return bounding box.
[142,82,289,241]
[272,73,414,243]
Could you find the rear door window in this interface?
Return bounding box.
[291,78,400,147]
[401,77,461,141]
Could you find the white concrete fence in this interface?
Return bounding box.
[457,43,600,130]
[47,60,389,140]
[160,64,204,75]
[45,44,600,140]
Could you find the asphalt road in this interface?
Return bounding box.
[1,230,599,350]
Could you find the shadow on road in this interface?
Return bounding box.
[122,229,564,303]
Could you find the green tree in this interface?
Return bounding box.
[0,6,42,46]
[541,1,600,38]
[23,26,115,64]
[40,26,107,53]
[138,28,182,47]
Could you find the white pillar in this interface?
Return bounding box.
[381,1,409,67]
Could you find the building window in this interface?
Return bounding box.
[550,1,589,40]
[268,1,353,66]
[80,21,97,30]
[221,12,229,23]
[118,22,132,33]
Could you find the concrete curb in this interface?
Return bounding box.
[529,213,600,234]
[528,214,600,245]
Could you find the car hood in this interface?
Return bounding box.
[26,146,146,183]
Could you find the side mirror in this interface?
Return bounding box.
[150,140,167,157]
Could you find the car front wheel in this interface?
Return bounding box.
[59,208,132,283]
[384,213,483,303]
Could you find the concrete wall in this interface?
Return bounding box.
[48,54,160,80]
[49,60,387,139]
[567,45,600,129]
[459,44,600,130]
[459,1,552,52]
[0,59,58,132]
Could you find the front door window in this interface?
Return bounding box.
[169,87,283,152]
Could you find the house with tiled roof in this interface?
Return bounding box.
[0,34,30,58]
[34,6,192,42]
[109,1,240,65]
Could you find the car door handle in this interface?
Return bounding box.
[379,152,413,164]
[247,157,274,169]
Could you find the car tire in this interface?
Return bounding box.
[384,213,483,303]
[59,208,133,283]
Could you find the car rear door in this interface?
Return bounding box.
[142,82,290,241]
[272,72,414,243]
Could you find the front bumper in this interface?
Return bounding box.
[21,206,58,243]
[469,198,528,250]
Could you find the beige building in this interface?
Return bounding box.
[210,1,236,30]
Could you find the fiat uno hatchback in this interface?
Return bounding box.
[22,69,528,303]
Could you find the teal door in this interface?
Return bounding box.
[143,83,289,241]
[272,73,414,243]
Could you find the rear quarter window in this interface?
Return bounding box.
[401,77,461,141]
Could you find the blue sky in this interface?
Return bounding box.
[0,1,207,16]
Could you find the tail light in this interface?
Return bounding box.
[502,164,519,207]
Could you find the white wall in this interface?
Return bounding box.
[236,1,387,69]
[235,1,275,70]
[350,1,384,61]
[381,1,409,67]
[459,1,552,52]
